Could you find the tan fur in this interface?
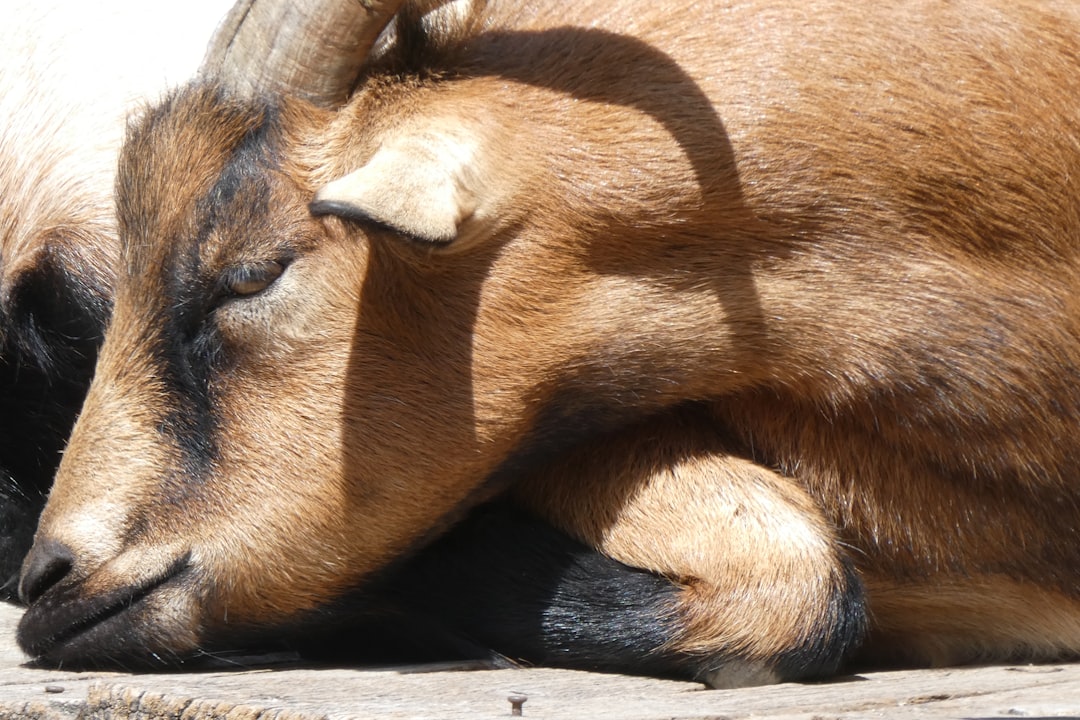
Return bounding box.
[20,0,1080,682]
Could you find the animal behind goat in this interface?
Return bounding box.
[15,0,1080,688]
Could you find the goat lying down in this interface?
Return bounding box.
[16,0,1080,687]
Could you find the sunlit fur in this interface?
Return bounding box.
[19,0,1080,684]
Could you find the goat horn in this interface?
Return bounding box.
[202,0,407,107]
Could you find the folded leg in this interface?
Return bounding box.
[294,408,864,687]
[512,407,867,687]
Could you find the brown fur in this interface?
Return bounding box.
[17,0,1080,684]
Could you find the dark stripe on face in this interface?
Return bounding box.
[148,104,281,503]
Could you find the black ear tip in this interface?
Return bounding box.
[308,199,458,247]
[309,198,357,219]
[307,197,389,232]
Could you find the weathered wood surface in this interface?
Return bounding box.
[0,603,1078,719]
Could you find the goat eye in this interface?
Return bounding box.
[223,261,284,298]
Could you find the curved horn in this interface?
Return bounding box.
[202,0,407,107]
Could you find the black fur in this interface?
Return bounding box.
[265,396,868,683]
[138,103,283,518]
[0,247,107,600]
[279,502,704,680]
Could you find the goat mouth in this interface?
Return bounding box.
[17,553,192,668]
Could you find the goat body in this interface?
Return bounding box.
[16,0,1080,685]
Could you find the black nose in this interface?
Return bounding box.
[19,539,74,605]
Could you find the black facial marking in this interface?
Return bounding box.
[146,104,282,503]
[17,551,192,668]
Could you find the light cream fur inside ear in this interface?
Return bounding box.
[312,129,481,245]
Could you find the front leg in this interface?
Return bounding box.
[512,407,867,687]
[298,408,865,687]
[352,500,710,680]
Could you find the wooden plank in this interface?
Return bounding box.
[1,603,1078,719]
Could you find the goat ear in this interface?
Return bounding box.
[310,134,479,246]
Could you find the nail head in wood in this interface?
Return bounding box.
[508,693,527,716]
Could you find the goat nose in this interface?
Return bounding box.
[19,539,74,605]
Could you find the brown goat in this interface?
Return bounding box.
[18,0,1080,686]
